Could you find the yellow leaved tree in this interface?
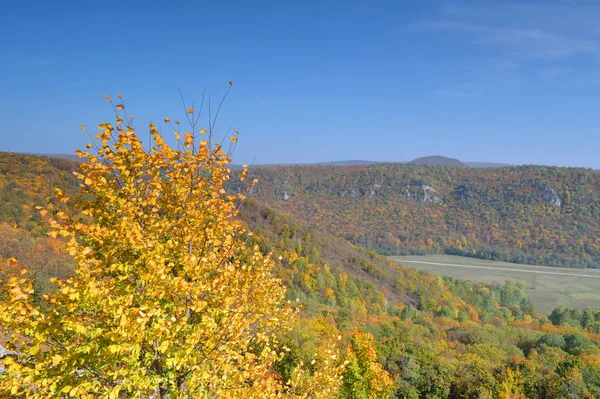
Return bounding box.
[0,91,342,398]
[337,330,395,399]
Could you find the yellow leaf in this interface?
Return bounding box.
[164,117,170,123]
[184,132,193,147]
[115,104,125,110]
[109,387,121,399]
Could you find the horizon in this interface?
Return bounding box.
[2,0,600,168]
[12,151,600,171]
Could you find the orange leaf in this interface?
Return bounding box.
[164,117,170,123]
[187,108,194,113]
[116,104,125,110]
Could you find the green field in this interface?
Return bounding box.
[390,254,600,314]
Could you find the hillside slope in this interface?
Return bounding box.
[239,199,484,323]
[230,163,600,268]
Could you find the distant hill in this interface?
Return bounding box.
[410,155,465,167]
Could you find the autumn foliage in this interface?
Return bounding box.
[0,95,342,398]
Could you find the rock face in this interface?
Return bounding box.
[542,184,562,207]
[403,184,443,203]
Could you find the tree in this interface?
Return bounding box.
[0,93,342,398]
[337,330,395,399]
[498,368,527,399]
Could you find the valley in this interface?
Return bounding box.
[392,254,600,314]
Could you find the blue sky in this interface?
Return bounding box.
[1,0,599,168]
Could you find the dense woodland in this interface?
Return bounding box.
[2,152,600,397]
[228,163,600,268]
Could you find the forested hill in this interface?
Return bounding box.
[4,153,600,269]
[230,163,600,268]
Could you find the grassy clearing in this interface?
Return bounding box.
[390,254,600,315]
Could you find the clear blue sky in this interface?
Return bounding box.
[1,0,599,168]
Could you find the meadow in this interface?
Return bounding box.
[391,254,600,314]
